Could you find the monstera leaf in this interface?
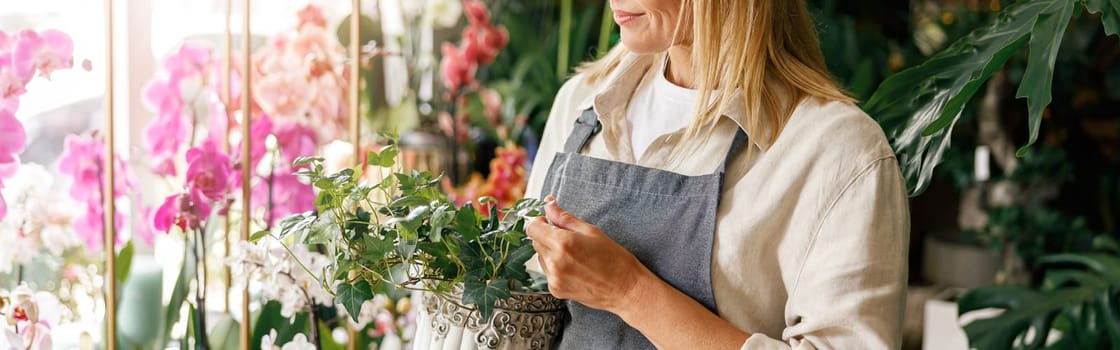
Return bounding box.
[957,237,1120,349]
[865,0,1119,196]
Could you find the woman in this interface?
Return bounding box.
[523,0,909,349]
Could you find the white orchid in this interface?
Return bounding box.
[0,285,59,350]
[259,329,315,350]
[227,239,333,319]
[425,0,463,29]
[280,333,315,350]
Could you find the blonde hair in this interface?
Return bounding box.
[579,0,853,149]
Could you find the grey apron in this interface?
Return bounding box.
[539,108,748,349]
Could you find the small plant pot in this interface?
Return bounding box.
[411,285,566,350]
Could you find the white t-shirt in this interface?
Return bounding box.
[625,56,698,159]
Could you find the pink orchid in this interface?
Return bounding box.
[440,43,477,92]
[57,134,136,201]
[10,29,74,80]
[0,30,9,52]
[74,203,126,252]
[163,43,212,89]
[206,61,242,108]
[297,4,328,29]
[144,112,189,177]
[200,93,231,152]
[254,70,314,119]
[247,114,274,169]
[185,146,233,201]
[58,134,104,203]
[252,172,314,227]
[273,121,318,168]
[0,110,26,165]
[0,96,17,113]
[0,65,26,102]
[135,206,158,246]
[154,193,190,233]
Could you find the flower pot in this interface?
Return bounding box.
[922,234,999,288]
[411,286,566,350]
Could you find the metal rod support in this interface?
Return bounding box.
[240,0,253,347]
[350,0,362,164]
[348,3,361,348]
[103,0,118,348]
[222,0,234,315]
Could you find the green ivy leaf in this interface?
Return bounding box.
[249,230,271,243]
[389,196,429,209]
[501,244,536,285]
[429,204,456,243]
[367,145,399,168]
[462,280,511,322]
[336,280,375,323]
[278,212,317,239]
[292,156,325,167]
[307,214,342,245]
[454,206,482,241]
[362,234,394,261]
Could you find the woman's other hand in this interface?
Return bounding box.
[525,196,655,314]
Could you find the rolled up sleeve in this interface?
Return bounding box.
[743,157,910,350]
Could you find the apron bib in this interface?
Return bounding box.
[539,108,748,349]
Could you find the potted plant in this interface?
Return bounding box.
[261,142,563,349]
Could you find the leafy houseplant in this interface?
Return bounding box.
[266,142,551,325]
[957,236,1120,349]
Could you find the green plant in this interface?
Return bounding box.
[264,142,549,323]
[957,236,1120,349]
[866,0,1120,196]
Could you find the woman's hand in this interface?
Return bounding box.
[525,196,655,313]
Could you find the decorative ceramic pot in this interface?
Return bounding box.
[411,286,566,350]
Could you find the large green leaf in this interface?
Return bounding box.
[252,301,310,350]
[1084,0,1120,35]
[158,242,195,349]
[336,280,374,323]
[115,240,134,284]
[958,249,1120,349]
[865,0,1071,195]
[1015,1,1076,156]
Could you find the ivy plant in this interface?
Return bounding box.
[260,142,548,323]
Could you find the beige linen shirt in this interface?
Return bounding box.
[524,53,910,350]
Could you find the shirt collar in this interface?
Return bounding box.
[575,52,770,148]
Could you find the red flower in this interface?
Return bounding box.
[463,0,491,25]
[297,4,328,29]
[440,43,477,92]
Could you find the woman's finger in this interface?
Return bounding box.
[525,216,554,245]
[543,200,597,235]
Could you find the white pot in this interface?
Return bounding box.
[411,287,566,350]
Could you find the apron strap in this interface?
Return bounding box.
[563,108,603,154]
[716,128,750,175]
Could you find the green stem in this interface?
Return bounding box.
[597,2,615,59]
[558,0,573,79]
[273,237,334,296]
